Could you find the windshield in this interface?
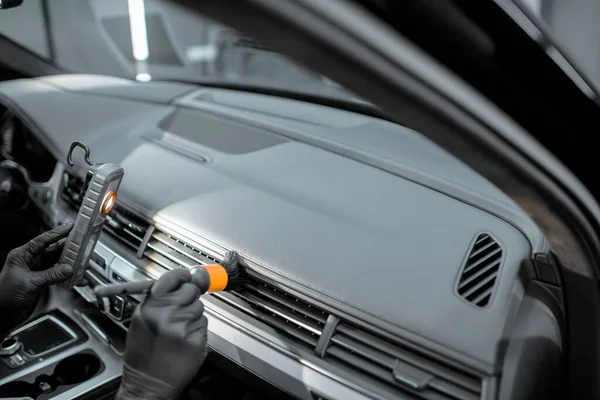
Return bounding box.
[0,0,364,105]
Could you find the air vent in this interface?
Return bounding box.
[213,282,325,349]
[104,205,149,251]
[60,172,149,252]
[60,172,84,210]
[326,323,482,400]
[456,233,503,308]
[60,172,219,278]
[144,231,219,271]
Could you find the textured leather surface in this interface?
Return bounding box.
[0,75,544,371]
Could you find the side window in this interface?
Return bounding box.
[0,0,51,59]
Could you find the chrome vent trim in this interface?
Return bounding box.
[456,233,503,308]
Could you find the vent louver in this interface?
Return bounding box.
[456,233,503,308]
[213,283,325,349]
[326,323,481,400]
[60,172,150,255]
[60,172,218,277]
[60,172,84,210]
[104,206,149,251]
[60,172,483,399]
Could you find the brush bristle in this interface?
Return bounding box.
[222,250,242,282]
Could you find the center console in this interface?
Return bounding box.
[0,313,82,370]
[0,292,123,400]
[0,351,103,399]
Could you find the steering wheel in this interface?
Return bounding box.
[0,163,28,212]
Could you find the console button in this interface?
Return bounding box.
[10,353,24,366]
[123,299,138,320]
[112,272,126,283]
[90,252,106,271]
[39,381,52,394]
[109,296,125,320]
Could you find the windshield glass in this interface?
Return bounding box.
[0,0,364,105]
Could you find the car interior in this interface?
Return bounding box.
[0,0,590,399]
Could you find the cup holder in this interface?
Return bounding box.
[54,353,101,385]
[0,352,102,399]
[0,380,39,398]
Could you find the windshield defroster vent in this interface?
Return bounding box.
[456,233,503,308]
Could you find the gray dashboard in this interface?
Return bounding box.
[0,74,547,376]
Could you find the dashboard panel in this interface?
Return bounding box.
[0,74,564,400]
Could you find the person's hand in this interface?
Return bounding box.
[0,222,74,338]
[116,268,208,400]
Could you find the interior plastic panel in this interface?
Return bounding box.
[498,280,564,400]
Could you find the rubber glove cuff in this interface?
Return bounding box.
[115,364,179,400]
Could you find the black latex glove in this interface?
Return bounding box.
[116,268,209,400]
[0,222,74,338]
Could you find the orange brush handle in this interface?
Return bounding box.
[204,264,229,292]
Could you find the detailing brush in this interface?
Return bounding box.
[93,250,245,297]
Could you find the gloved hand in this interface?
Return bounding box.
[116,268,209,400]
[0,222,74,338]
